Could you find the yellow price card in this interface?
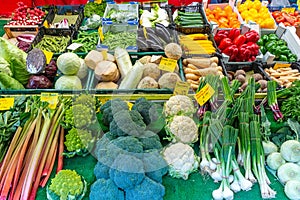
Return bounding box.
[41,93,58,109]
[42,50,53,64]
[98,27,104,42]
[158,57,177,72]
[127,101,134,110]
[194,83,215,106]
[102,50,108,60]
[99,97,110,105]
[174,81,190,95]
[0,98,14,111]
[273,63,291,70]
[281,7,295,14]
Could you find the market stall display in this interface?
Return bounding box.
[2,0,300,200]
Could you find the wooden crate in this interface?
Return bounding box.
[4,25,38,39]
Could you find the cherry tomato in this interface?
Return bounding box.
[272,11,281,18]
[283,22,291,26]
[276,16,285,23]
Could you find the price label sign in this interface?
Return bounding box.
[99,97,110,105]
[281,7,295,14]
[273,63,291,70]
[101,50,108,60]
[41,93,58,109]
[158,57,177,72]
[42,50,53,64]
[194,83,215,106]
[174,81,190,95]
[127,101,134,110]
[0,98,14,111]
[67,43,83,51]
[98,27,104,42]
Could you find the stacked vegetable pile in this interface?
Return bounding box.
[179,33,216,55]
[6,2,46,26]
[257,33,297,62]
[33,35,71,53]
[214,29,260,62]
[70,31,99,53]
[101,31,137,51]
[85,44,182,90]
[90,98,167,200]
[196,75,284,199]
[173,9,207,28]
[0,96,68,199]
[81,1,106,30]
[182,56,224,90]
[272,10,300,27]
[162,95,200,180]
[205,5,241,28]
[139,4,170,27]
[238,0,275,29]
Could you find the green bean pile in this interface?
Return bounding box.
[33,35,70,53]
[102,31,137,50]
[71,31,99,53]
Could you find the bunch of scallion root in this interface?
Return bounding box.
[0,96,70,200]
[198,76,277,199]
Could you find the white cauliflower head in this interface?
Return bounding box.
[162,142,199,180]
[167,116,198,144]
[163,95,196,118]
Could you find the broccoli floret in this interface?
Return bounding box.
[72,104,94,128]
[94,161,110,180]
[62,107,75,129]
[96,136,144,167]
[64,128,94,157]
[73,93,96,108]
[110,110,146,137]
[109,154,145,190]
[125,177,165,200]
[47,170,87,200]
[142,150,168,183]
[100,99,129,126]
[90,178,125,200]
[138,130,162,151]
[132,98,159,125]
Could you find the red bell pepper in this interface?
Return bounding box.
[233,35,246,47]
[218,38,233,50]
[244,30,260,43]
[238,44,252,61]
[228,28,240,40]
[246,42,259,56]
[222,44,238,61]
[214,30,229,46]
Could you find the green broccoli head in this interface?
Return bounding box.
[132,98,159,125]
[64,128,94,157]
[89,178,124,200]
[72,104,94,128]
[142,150,168,183]
[47,170,87,200]
[125,177,165,200]
[96,136,144,167]
[110,110,146,137]
[138,130,162,151]
[62,107,75,129]
[109,154,145,190]
[100,99,129,126]
[73,94,96,108]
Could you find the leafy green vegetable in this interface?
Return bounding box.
[0,72,25,90]
[0,37,29,85]
[102,31,137,50]
[0,57,12,76]
[84,2,106,18]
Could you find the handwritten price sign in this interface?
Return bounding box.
[158,57,177,72]
[194,83,215,106]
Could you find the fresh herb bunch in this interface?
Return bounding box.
[84,2,107,18]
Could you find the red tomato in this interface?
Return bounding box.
[294,21,300,27]
[272,11,281,18]
[276,16,285,23]
[294,11,299,16]
[283,22,292,26]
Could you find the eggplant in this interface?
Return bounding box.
[147,32,164,47]
[137,37,149,50]
[155,25,171,44]
[145,27,156,35]
[147,40,163,51]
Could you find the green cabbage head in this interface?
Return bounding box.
[57,52,81,75]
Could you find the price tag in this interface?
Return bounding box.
[281,7,295,14]
[42,50,53,64]
[98,27,104,42]
[99,97,110,104]
[101,50,108,60]
[0,98,14,111]
[95,0,102,4]
[67,43,83,51]
[174,81,190,95]
[158,57,177,72]
[273,63,291,70]
[43,20,49,28]
[127,101,134,110]
[194,83,215,106]
[41,93,58,109]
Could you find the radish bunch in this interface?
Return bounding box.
[7,2,46,26]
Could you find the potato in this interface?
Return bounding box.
[143,63,161,80]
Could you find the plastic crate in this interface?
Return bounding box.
[43,5,84,35]
[172,5,211,34]
[28,27,74,54]
[88,51,185,94]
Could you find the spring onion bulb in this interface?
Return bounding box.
[277,163,300,184]
[266,152,286,171]
[280,140,300,163]
[284,180,300,200]
[262,141,278,156]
